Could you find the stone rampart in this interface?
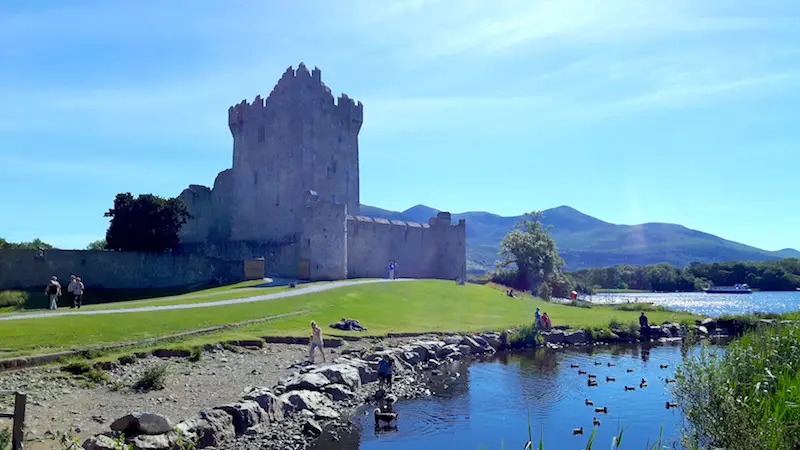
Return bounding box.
[346,214,467,280]
[0,249,239,290]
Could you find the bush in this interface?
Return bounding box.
[537,283,553,301]
[608,317,622,329]
[674,324,800,450]
[0,291,27,309]
[62,360,92,375]
[118,355,137,365]
[567,300,592,309]
[188,347,203,362]
[509,324,542,348]
[0,428,10,450]
[134,364,168,392]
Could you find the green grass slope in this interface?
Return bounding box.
[361,204,797,272]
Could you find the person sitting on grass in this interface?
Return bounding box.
[377,355,393,390]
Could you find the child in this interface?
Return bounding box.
[378,355,393,389]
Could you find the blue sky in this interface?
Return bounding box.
[1,0,799,251]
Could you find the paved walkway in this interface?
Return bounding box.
[0,278,414,322]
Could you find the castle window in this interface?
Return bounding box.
[307,238,311,247]
[253,170,258,185]
[338,135,342,143]
[332,160,337,174]
[257,126,265,143]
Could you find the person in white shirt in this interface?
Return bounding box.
[73,277,85,308]
[309,321,326,363]
[67,275,78,309]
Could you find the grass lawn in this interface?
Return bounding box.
[0,280,701,358]
[0,280,330,316]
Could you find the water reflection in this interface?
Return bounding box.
[590,290,800,316]
[314,343,720,450]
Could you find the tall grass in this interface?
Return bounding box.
[673,324,800,450]
[612,303,670,313]
[0,290,27,309]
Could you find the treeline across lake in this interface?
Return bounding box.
[569,258,800,292]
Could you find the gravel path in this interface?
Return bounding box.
[0,279,415,322]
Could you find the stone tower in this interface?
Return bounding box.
[223,63,363,241]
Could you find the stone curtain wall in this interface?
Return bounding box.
[300,200,348,281]
[177,239,301,279]
[346,215,467,280]
[0,249,239,290]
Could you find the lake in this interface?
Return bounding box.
[314,343,707,450]
[588,290,800,316]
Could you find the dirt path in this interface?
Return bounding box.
[0,279,414,322]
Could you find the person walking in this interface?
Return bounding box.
[45,276,61,310]
[309,320,326,363]
[67,275,78,309]
[73,277,85,308]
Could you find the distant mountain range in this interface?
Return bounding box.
[359,204,800,273]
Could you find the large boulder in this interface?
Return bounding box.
[543,330,565,344]
[213,401,268,435]
[174,409,235,448]
[311,364,361,390]
[323,384,356,401]
[82,435,121,450]
[444,335,464,346]
[334,357,379,384]
[400,350,424,365]
[279,390,339,420]
[280,372,331,392]
[128,432,177,450]
[564,330,588,344]
[110,412,173,436]
[437,344,459,358]
[242,387,293,422]
[302,418,323,437]
[480,333,502,349]
[462,336,493,354]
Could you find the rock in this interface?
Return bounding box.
[758,319,776,327]
[543,330,565,344]
[242,387,293,422]
[323,384,355,401]
[564,330,588,344]
[110,412,173,436]
[696,325,709,335]
[213,401,268,435]
[401,351,424,365]
[481,333,502,349]
[280,372,331,392]
[701,318,716,327]
[335,357,379,384]
[437,344,459,358]
[444,335,464,346]
[82,435,121,450]
[426,359,442,369]
[311,364,362,390]
[660,327,673,338]
[128,432,177,450]
[302,419,323,437]
[457,344,472,355]
[471,335,490,347]
[279,390,340,419]
[175,409,235,448]
[152,349,190,358]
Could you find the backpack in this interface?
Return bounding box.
[47,283,58,295]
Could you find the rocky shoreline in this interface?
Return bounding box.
[3,316,787,450]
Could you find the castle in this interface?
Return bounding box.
[177,63,467,282]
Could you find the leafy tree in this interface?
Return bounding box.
[86,239,107,250]
[0,237,54,249]
[104,193,191,252]
[497,211,572,297]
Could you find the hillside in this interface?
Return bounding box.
[358,204,797,272]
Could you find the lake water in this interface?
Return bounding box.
[588,291,800,316]
[315,343,707,450]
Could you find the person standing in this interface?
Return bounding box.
[45,276,61,310]
[67,275,78,309]
[309,321,326,363]
[534,307,543,330]
[73,277,85,308]
[388,261,396,280]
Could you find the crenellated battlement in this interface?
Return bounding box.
[228,62,363,133]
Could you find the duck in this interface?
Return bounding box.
[594,406,608,414]
[587,374,597,379]
[570,364,580,368]
[626,369,634,373]
[640,380,648,389]
[573,427,584,435]
[588,379,598,387]
[578,369,587,375]
[666,401,679,409]
[607,362,616,367]
[665,377,676,384]
[660,364,669,369]
[593,417,601,426]
[624,386,636,391]
[606,376,616,382]
[585,399,594,406]
[594,361,602,366]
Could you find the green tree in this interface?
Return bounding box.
[497,211,571,298]
[86,239,107,250]
[104,193,191,252]
[0,237,54,250]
